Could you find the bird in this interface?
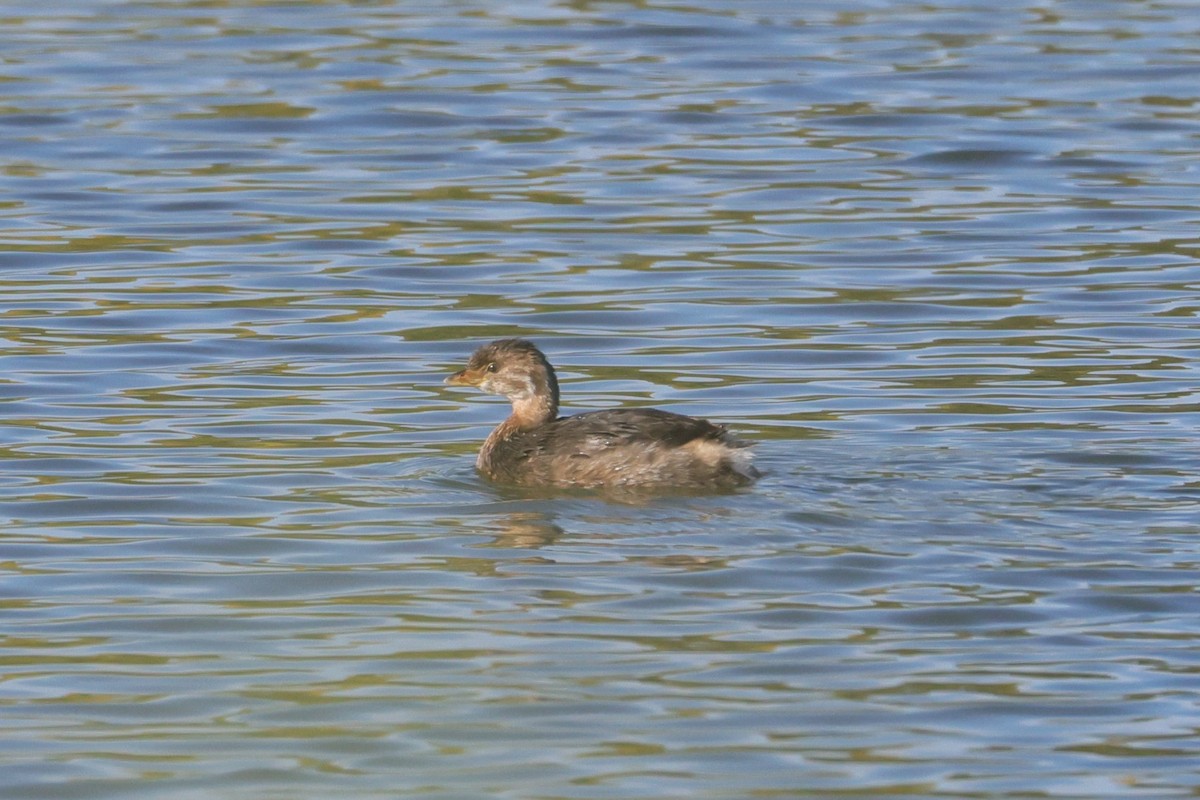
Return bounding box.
[445,338,758,490]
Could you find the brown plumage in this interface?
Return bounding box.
[445,339,758,490]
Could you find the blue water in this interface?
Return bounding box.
[2,1,1198,797]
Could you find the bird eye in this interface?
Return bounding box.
[486,362,497,372]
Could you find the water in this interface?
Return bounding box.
[2,1,1199,797]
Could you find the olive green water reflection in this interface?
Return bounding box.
[2,1,1199,798]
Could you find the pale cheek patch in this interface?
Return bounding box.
[480,373,536,399]
[512,374,536,399]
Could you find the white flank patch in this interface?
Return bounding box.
[684,439,755,478]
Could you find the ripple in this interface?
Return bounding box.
[2,1,1200,798]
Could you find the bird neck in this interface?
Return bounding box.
[509,391,557,429]
[506,363,559,429]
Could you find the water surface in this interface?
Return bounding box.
[2,1,1199,798]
